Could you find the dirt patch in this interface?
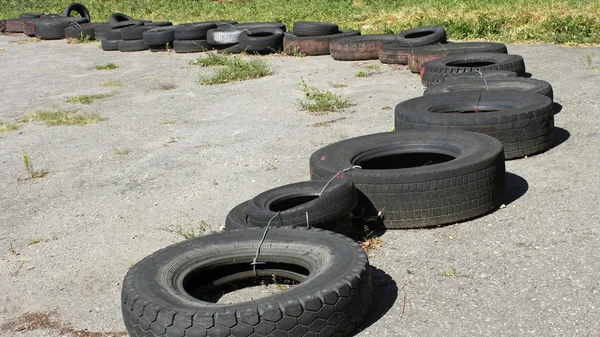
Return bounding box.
[0,312,126,337]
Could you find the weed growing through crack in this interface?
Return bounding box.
[66,92,115,104]
[94,62,118,70]
[19,150,48,180]
[0,121,20,133]
[161,120,176,125]
[297,77,352,114]
[355,64,381,77]
[22,110,107,126]
[192,51,272,85]
[100,80,122,87]
[282,46,306,57]
[66,33,94,44]
[161,213,215,239]
[440,268,468,277]
[584,52,600,70]
[114,148,132,155]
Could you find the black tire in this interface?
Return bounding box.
[118,39,148,52]
[292,21,339,37]
[378,43,415,65]
[395,25,446,47]
[395,90,554,159]
[238,27,284,54]
[442,70,518,82]
[174,22,217,40]
[22,19,39,37]
[283,30,361,56]
[122,227,371,337]
[0,20,6,33]
[64,23,96,40]
[247,178,358,230]
[101,39,120,51]
[144,21,173,27]
[121,26,151,40]
[104,28,124,40]
[309,130,506,229]
[111,20,144,29]
[108,12,134,24]
[330,34,397,61]
[207,22,286,45]
[407,41,508,73]
[143,27,176,46]
[62,3,91,22]
[20,12,44,18]
[225,200,251,230]
[424,78,554,100]
[223,43,245,54]
[34,19,71,40]
[173,39,212,53]
[421,52,526,87]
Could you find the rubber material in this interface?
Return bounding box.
[20,13,44,18]
[118,39,148,52]
[0,20,5,33]
[283,30,361,56]
[225,200,251,230]
[292,21,339,37]
[174,23,217,40]
[330,34,397,61]
[142,27,176,46]
[173,39,212,53]
[64,23,96,40]
[309,129,506,228]
[122,227,371,337]
[420,52,526,87]
[378,43,415,65]
[238,27,285,54]
[108,12,134,24]
[395,26,446,47]
[5,18,26,32]
[247,178,358,230]
[443,70,518,82]
[144,21,173,27]
[207,22,286,45]
[62,3,91,22]
[121,26,151,40]
[34,19,71,39]
[424,78,554,100]
[407,41,508,73]
[395,90,554,159]
[101,39,120,51]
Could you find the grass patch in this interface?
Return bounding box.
[19,150,48,180]
[161,120,176,125]
[100,80,122,87]
[22,110,107,126]
[583,52,600,70]
[161,213,214,239]
[94,62,118,70]
[440,268,468,277]
[194,52,273,85]
[0,122,20,133]
[10,38,39,44]
[297,77,352,114]
[65,92,115,104]
[355,64,381,77]
[114,148,132,155]
[66,33,94,44]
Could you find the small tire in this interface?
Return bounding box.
[292,21,339,36]
[420,52,526,87]
[395,90,554,159]
[101,39,120,51]
[247,178,358,230]
[118,39,148,52]
[174,22,217,40]
[424,77,554,100]
[173,39,211,53]
[330,34,397,61]
[108,12,134,24]
[238,27,284,54]
[395,25,446,47]
[122,227,371,337]
[309,129,506,229]
[407,41,508,73]
[62,3,91,22]
[283,29,361,56]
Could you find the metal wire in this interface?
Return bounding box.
[319,165,362,196]
[250,211,280,277]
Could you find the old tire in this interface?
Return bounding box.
[108,12,134,24]
[34,19,72,39]
[407,41,508,73]
[238,27,285,54]
[378,43,416,65]
[395,90,554,159]
[420,52,526,87]
[101,39,120,51]
[395,25,446,47]
[442,70,518,82]
[143,27,176,46]
[121,26,151,40]
[173,39,212,53]
[207,22,286,46]
[225,201,251,230]
[64,23,96,39]
[424,78,554,100]
[174,22,217,40]
[122,227,371,337]
[62,3,91,22]
[247,178,358,230]
[292,21,339,37]
[118,39,148,52]
[283,30,361,56]
[310,130,506,229]
[330,34,397,61]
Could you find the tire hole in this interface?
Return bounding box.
[404,31,433,39]
[446,61,496,67]
[269,195,319,212]
[355,152,455,169]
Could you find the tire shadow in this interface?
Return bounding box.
[553,102,563,115]
[504,172,528,205]
[552,126,570,148]
[352,266,398,335]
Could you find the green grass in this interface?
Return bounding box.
[93,63,119,70]
[100,80,123,87]
[20,150,48,180]
[22,110,107,126]
[66,33,94,44]
[115,148,132,155]
[193,52,272,85]
[1,1,599,44]
[355,64,381,77]
[0,122,20,133]
[297,77,352,114]
[66,93,115,104]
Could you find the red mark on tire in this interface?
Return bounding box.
[321,156,326,161]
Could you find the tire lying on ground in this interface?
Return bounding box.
[122,227,372,337]
[225,200,251,230]
[442,70,518,82]
[247,178,358,229]
[34,19,74,40]
[330,34,397,61]
[142,27,176,46]
[118,39,148,52]
[0,20,6,33]
[420,52,526,87]
[173,39,211,53]
[394,25,446,47]
[237,27,285,54]
[378,43,417,65]
[108,12,134,24]
[20,12,44,18]
[207,22,286,46]
[174,22,217,40]
[5,18,27,32]
[62,3,91,22]
[309,129,506,229]
[424,78,554,100]
[292,21,339,36]
[283,29,361,56]
[101,39,120,51]
[395,90,554,159]
[64,22,100,40]
[407,41,508,73]
[121,26,151,40]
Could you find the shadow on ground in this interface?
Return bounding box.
[552,126,570,148]
[505,172,529,205]
[353,266,398,335]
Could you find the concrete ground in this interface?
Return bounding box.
[0,34,599,337]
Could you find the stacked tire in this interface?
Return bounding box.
[283,21,361,56]
[173,22,215,53]
[378,26,447,65]
[207,22,286,54]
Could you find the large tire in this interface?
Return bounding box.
[101,39,120,51]
[173,39,211,53]
[142,27,176,46]
[407,41,508,73]
[34,19,72,40]
[174,22,217,40]
[62,3,91,22]
[395,90,554,159]
[309,130,506,229]
[292,21,339,37]
[378,43,416,65]
[442,70,518,82]
[283,30,361,56]
[121,26,151,40]
[394,26,446,47]
[238,27,285,54]
[121,227,371,337]
[118,39,148,52]
[424,78,554,100]
[420,52,526,87]
[247,178,358,230]
[330,34,397,61]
